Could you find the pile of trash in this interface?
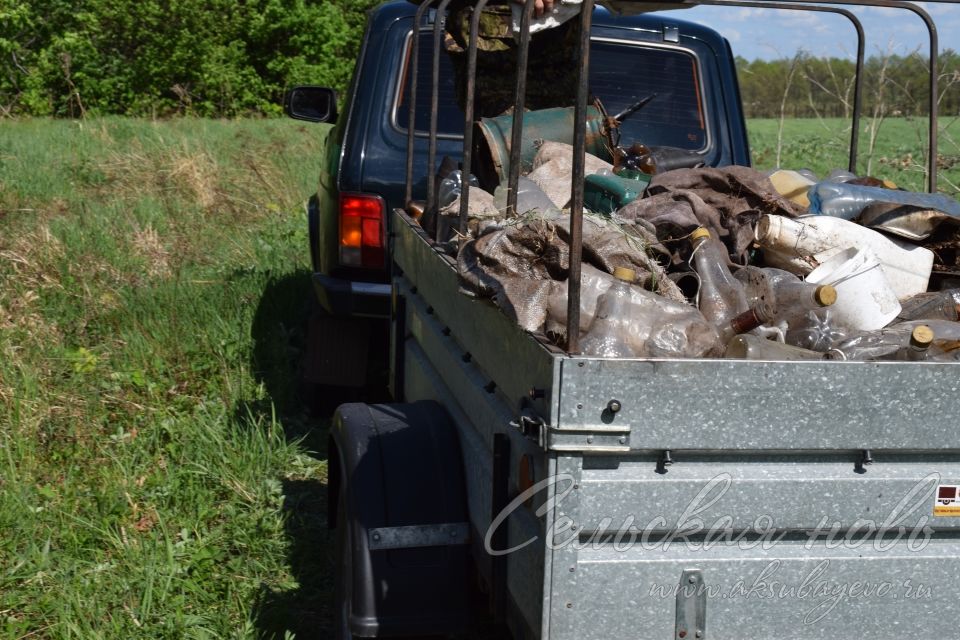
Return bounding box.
[424,138,960,362]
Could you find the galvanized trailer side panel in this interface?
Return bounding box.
[393,207,960,640]
[555,358,960,450]
[544,450,960,640]
[544,353,960,639]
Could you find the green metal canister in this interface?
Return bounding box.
[472,106,613,190]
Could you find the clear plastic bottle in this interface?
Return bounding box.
[725,334,825,360]
[897,289,960,322]
[494,176,558,215]
[438,170,480,208]
[786,308,848,352]
[807,181,960,221]
[579,267,638,358]
[620,281,722,358]
[896,325,936,361]
[734,265,837,326]
[689,227,748,328]
[825,323,942,361]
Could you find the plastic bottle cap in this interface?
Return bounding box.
[690,227,711,242]
[911,325,935,348]
[814,284,838,307]
[612,267,636,282]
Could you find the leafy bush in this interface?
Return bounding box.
[0,0,379,117]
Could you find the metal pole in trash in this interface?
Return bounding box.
[405,0,439,208]
[458,0,492,240]
[566,0,594,355]
[506,0,538,218]
[428,0,455,232]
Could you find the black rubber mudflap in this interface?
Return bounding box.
[331,401,471,637]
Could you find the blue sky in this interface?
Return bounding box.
[657,2,960,60]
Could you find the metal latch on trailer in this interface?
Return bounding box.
[546,423,632,453]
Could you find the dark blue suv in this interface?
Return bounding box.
[286,0,750,392]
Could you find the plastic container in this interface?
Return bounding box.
[807,181,960,220]
[805,247,901,332]
[755,214,934,300]
[896,325,936,361]
[583,172,647,215]
[767,169,815,208]
[546,264,617,335]
[715,303,775,345]
[725,334,825,360]
[689,228,749,327]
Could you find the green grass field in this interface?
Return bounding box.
[0,118,334,639]
[747,116,960,195]
[2,115,959,639]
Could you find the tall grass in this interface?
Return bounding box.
[0,118,332,638]
[747,116,960,195]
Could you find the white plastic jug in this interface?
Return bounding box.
[756,214,933,300]
[805,248,902,332]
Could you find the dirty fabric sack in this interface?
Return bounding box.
[440,187,503,229]
[618,165,805,265]
[458,210,683,332]
[527,141,614,210]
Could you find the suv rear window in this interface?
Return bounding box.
[394,33,708,151]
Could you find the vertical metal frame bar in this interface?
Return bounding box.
[458,0,492,239]
[506,0,539,218]
[405,0,439,207]
[690,0,865,173]
[428,0,455,230]
[565,0,595,355]
[760,0,938,191]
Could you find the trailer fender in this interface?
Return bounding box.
[328,401,471,637]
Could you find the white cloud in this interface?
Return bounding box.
[658,2,960,60]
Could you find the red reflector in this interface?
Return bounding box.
[339,194,385,268]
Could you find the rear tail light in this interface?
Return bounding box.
[339,193,386,268]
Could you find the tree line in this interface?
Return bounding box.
[2,1,959,119]
[737,51,960,120]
